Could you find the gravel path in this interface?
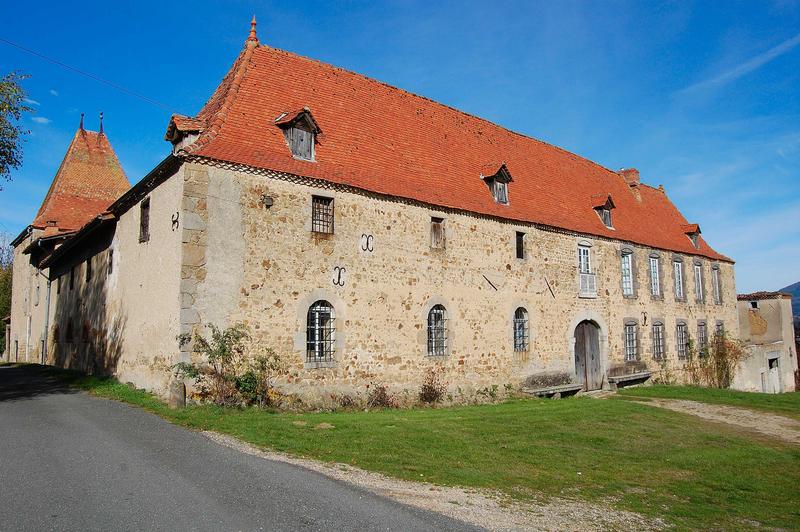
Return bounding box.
[639,398,800,444]
[205,431,666,531]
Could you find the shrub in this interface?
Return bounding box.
[367,383,397,409]
[685,332,748,388]
[418,367,446,404]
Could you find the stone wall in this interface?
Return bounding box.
[7,229,50,364]
[188,161,739,400]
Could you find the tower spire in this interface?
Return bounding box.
[79,113,85,131]
[246,15,259,47]
[99,112,104,134]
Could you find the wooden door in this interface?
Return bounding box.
[575,321,603,391]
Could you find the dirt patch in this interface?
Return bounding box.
[203,431,665,531]
[641,399,800,444]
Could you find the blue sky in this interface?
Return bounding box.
[1,0,798,292]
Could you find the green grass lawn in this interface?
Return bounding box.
[34,366,800,530]
[618,384,800,421]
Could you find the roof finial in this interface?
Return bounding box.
[246,15,259,47]
[79,113,85,131]
[99,111,104,134]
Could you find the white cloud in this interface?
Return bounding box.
[23,98,40,106]
[49,89,58,96]
[677,32,800,94]
[31,117,51,124]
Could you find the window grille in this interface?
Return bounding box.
[139,197,150,243]
[306,300,335,363]
[285,125,314,160]
[621,252,633,296]
[493,180,508,204]
[673,261,684,300]
[427,304,447,356]
[711,268,722,304]
[694,264,703,302]
[697,322,708,356]
[513,307,529,352]
[515,231,525,260]
[676,323,689,360]
[652,322,665,360]
[649,256,660,297]
[311,196,334,234]
[430,217,445,249]
[624,323,638,361]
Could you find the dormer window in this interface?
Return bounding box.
[275,107,321,162]
[481,163,512,205]
[682,224,701,249]
[592,194,615,229]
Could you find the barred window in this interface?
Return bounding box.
[427,304,447,356]
[430,217,445,249]
[652,322,665,360]
[513,307,529,352]
[676,322,689,360]
[621,251,634,296]
[673,260,684,300]
[649,256,660,297]
[306,300,335,363]
[697,322,708,356]
[694,263,704,302]
[624,322,638,361]
[311,196,334,234]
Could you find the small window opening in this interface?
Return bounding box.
[624,322,638,361]
[430,217,445,249]
[69,267,75,290]
[139,197,151,243]
[515,231,525,259]
[493,180,508,204]
[513,307,529,352]
[85,257,92,282]
[108,249,114,276]
[750,300,758,309]
[652,322,665,360]
[597,207,613,228]
[306,300,335,363]
[286,124,315,161]
[427,304,448,356]
[311,196,334,234]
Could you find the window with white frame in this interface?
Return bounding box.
[711,266,722,304]
[306,300,335,363]
[427,305,448,356]
[578,245,591,274]
[513,307,529,352]
[621,251,634,296]
[649,256,660,297]
[578,244,596,296]
[624,321,638,361]
[673,260,684,300]
[694,263,704,303]
[676,322,689,360]
[652,322,665,360]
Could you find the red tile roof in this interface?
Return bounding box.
[32,127,130,232]
[737,292,792,301]
[177,32,731,262]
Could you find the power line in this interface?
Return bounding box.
[0,36,177,112]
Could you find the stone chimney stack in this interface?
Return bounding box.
[618,168,640,186]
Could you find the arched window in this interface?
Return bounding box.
[513,307,529,352]
[427,304,448,356]
[306,300,335,362]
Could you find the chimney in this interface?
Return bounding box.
[618,168,640,186]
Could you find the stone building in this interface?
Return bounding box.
[735,292,797,393]
[7,20,739,399]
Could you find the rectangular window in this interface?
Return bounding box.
[57,275,61,295]
[286,126,314,161]
[621,252,634,296]
[493,180,508,204]
[697,322,708,355]
[624,323,638,361]
[711,267,722,304]
[673,261,684,300]
[515,231,525,259]
[578,244,596,296]
[85,257,92,282]
[652,322,665,360]
[600,208,612,228]
[430,217,445,249]
[69,267,75,290]
[716,321,724,336]
[34,282,40,306]
[311,195,334,234]
[694,263,703,302]
[578,245,591,273]
[649,256,660,297]
[139,197,151,243]
[108,249,113,276]
[676,323,688,360]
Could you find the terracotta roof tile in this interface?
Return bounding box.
[32,127,130,232]
[180,41,732,262]
[737,291,793,301]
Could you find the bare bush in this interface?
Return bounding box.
[418,367,447,404]
[366,383,397,409]
[685,332,748,388]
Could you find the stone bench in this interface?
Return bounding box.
[520,383,584,399]
[607,371,652,390]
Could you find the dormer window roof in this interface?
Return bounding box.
[275,107,321,161]
[481,163,512,205]
[682,223,701,249]
[592,194,615,229]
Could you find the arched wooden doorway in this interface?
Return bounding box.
[574,320,602,391]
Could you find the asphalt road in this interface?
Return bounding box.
[0,365,479,532]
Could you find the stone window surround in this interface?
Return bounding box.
[294,289,346,369]
[305,191,336,234]
[622,317,640,361]
[711,263,723,305]
[672,254,686,303]
[577,239,597,299]
[693,259,706,304]
[651,318,667,360]
[422,296,453,357]
[675,319,689,360]
[508,301,533,353]
[620,245,638,299]
[648,252,663,301]
[697,319,708,352]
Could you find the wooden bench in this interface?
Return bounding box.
[520,383,584,399]
[607,371,651,390]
